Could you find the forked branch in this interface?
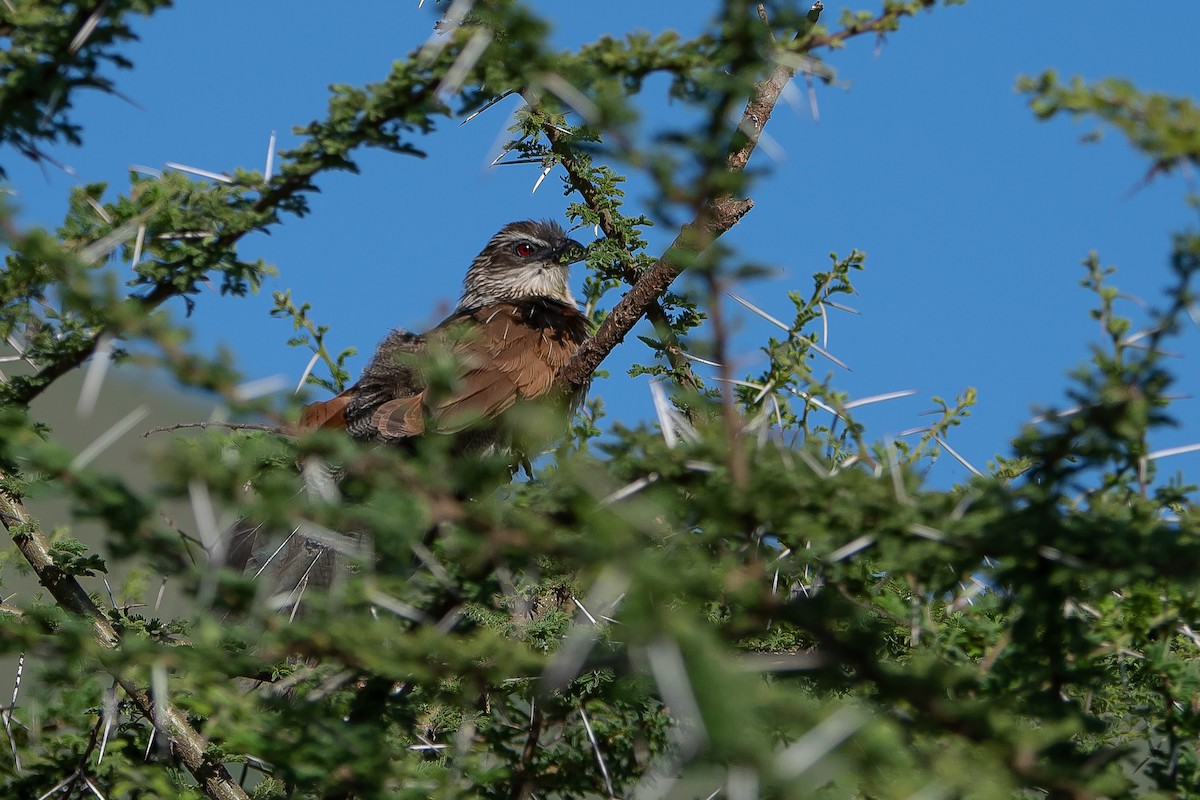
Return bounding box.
[559,3,823,387]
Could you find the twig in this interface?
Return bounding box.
[508,702,544,800]
[141,421,282,438]
[705,272,746,488]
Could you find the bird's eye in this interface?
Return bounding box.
[513,242,536,258]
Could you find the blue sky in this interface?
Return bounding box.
[5,1,1200,488]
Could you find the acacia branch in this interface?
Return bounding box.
[3,170,312,409]
[4,49,451,409]
[558,4,817,387]
[540,120,704,392]
[561,203,753,390]
[557,1,961,389]
[0,479,250,800]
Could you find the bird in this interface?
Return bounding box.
[225,219,591,610]
[296,219,590,452]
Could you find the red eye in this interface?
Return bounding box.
[514,242,536,257]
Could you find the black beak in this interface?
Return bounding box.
[552,238,587,266]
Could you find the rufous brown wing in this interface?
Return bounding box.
[230,220,591,609]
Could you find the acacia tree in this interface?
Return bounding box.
[2,2,1199,799]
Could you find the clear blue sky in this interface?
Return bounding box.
[5,1,1200,487]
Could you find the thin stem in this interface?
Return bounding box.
[705,271,746,488]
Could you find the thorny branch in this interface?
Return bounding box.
[4,175,308,409]
[4,37,461,410]
[539,120,705,394]
[558,4,827,387]
[0,478,250,800]
[559,198,753,388]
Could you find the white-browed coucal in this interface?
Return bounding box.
[227,220,590,606]
[297,219,589,450]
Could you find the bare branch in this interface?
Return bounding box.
[141,421,282,438]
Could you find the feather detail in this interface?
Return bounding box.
[428,300,587,434]
[371,394,426,440]
[292,299,588,447]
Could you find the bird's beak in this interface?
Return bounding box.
[552,238,587,266]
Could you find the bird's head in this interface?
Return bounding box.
[458,220,586,310]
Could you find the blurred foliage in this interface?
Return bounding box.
[0,1,1198,799]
